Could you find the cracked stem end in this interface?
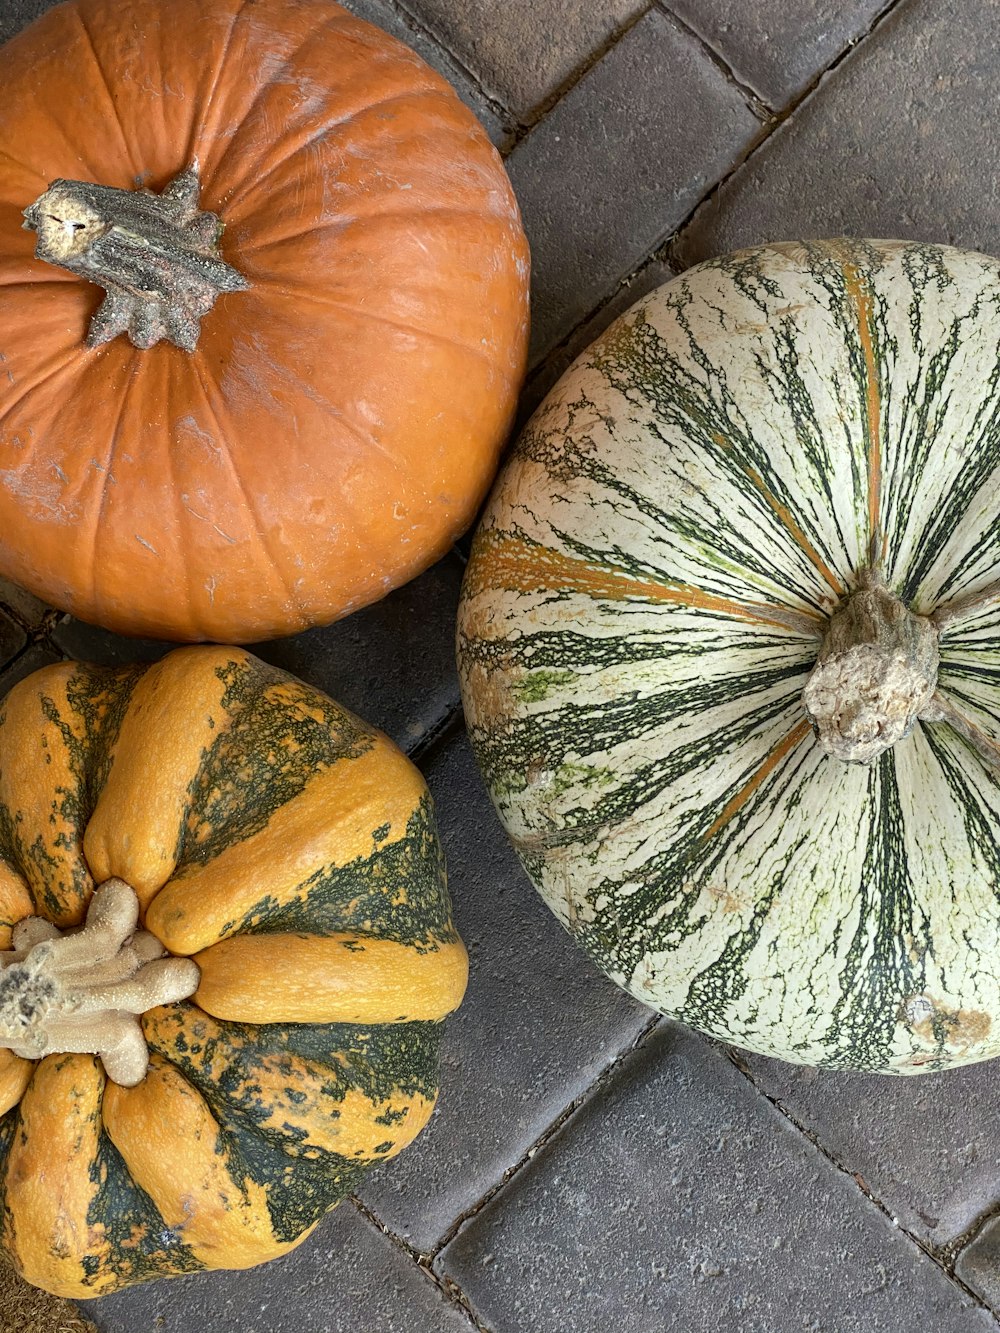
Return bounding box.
[802,572,940,765]
[22,164,250,352]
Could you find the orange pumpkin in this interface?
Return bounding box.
[0,0,529,642]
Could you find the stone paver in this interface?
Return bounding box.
[675,0,1000,268]
[958,1216,1000,1312]
[358,729,650,1252]
[0,605,25,670]
[89,1203,472,1333]
[0,643,61,696]
[52,553,465,755]
[399,0,648,121]
[0,574,50,631]
[438,1023,997,1333]
[521,253,680,423]
[663,0,889,108]
[508,5,762,366]
[741,1053,1000,1252]
[342,0,510,146]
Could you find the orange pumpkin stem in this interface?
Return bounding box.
[22,164,249,351]
[0,879,199,1086]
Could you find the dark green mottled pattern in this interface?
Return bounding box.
[233,794,455,945]
[82,1131,203,1286]
[821,757,926,1070]
[0,664,144,919]
[147,1009,440,1241]
[179,656,373,868]
[586,312,838,612]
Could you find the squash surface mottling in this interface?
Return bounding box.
[0,648,463,1297]
[459,239,1000,1075]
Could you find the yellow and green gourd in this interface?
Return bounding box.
[459,239,1000,1075]
[0,646,467,1297]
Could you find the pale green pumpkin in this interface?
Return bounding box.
[458,238,1000,1074]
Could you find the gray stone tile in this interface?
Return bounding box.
[0,576,51,632]
[740,1053,1000,1251]
[0,643,62,697]
[0,607,26,671]
[399,0,647,121]
[957,1214,1000,1312]
[438,1023,995,1333]
[0,0,57,44]
[676,0,1000,268]
[507,6,762,366]
[88,1203,471,1333]
[663,0,888,108]
[357,729,650,1252]
[341,0,511,147]
[51,553,465,755]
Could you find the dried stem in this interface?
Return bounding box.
[22,164,249,351]
[0,880,199,1086]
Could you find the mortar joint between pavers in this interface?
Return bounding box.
[350,1195,495,1333]
[653,1,772,119]
[500,1,658,153]
[668,0,914,269]
[724,1047,1000,1322]
[429,1013,665,1260]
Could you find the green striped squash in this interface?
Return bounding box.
[0,647,466,1297]
[458,238,1000,1075]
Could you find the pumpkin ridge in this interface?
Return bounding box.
[71,7,138,176]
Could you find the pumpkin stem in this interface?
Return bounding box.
[802,568,940,764]
[0,879,199,1086]
[22,164,249,351]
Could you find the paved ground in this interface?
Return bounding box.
[3,0,1000,1329]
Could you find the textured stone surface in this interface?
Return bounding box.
[0,0,53,44]
[88,1204,471,1333]
[52,554,465,755]
[665,0,889,107]
[342,0,510,145]
[508,6,761,365]
[400,0,647,120]
[956,1215,1000,1312]
[676,0,1000,267]
[0,576,51,631]
[0,643,61,696]
[438,1024,997,1333]
[358,730,650,1251]
[0,606,25,671]
[740,1053,1000,1251]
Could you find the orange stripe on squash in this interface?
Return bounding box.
[0,1050,33,1117]
[1,1055,115,1299]
[193,933,469,1026]
[467,534,823,631]
[84,646,248,911]
[702,718,813,842]
[102,1055,306,1270]
[0,666,94,926]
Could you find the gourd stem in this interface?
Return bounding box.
[925,690,1000,771]
[22,164,249,352]
[802,569,939,764]
[0,880,199,1086]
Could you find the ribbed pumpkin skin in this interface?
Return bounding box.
[0,0,529,642]
[458,239,1000,1075]
[0,647,467,1297]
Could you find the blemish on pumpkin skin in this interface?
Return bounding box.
[901,994,992,1052]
